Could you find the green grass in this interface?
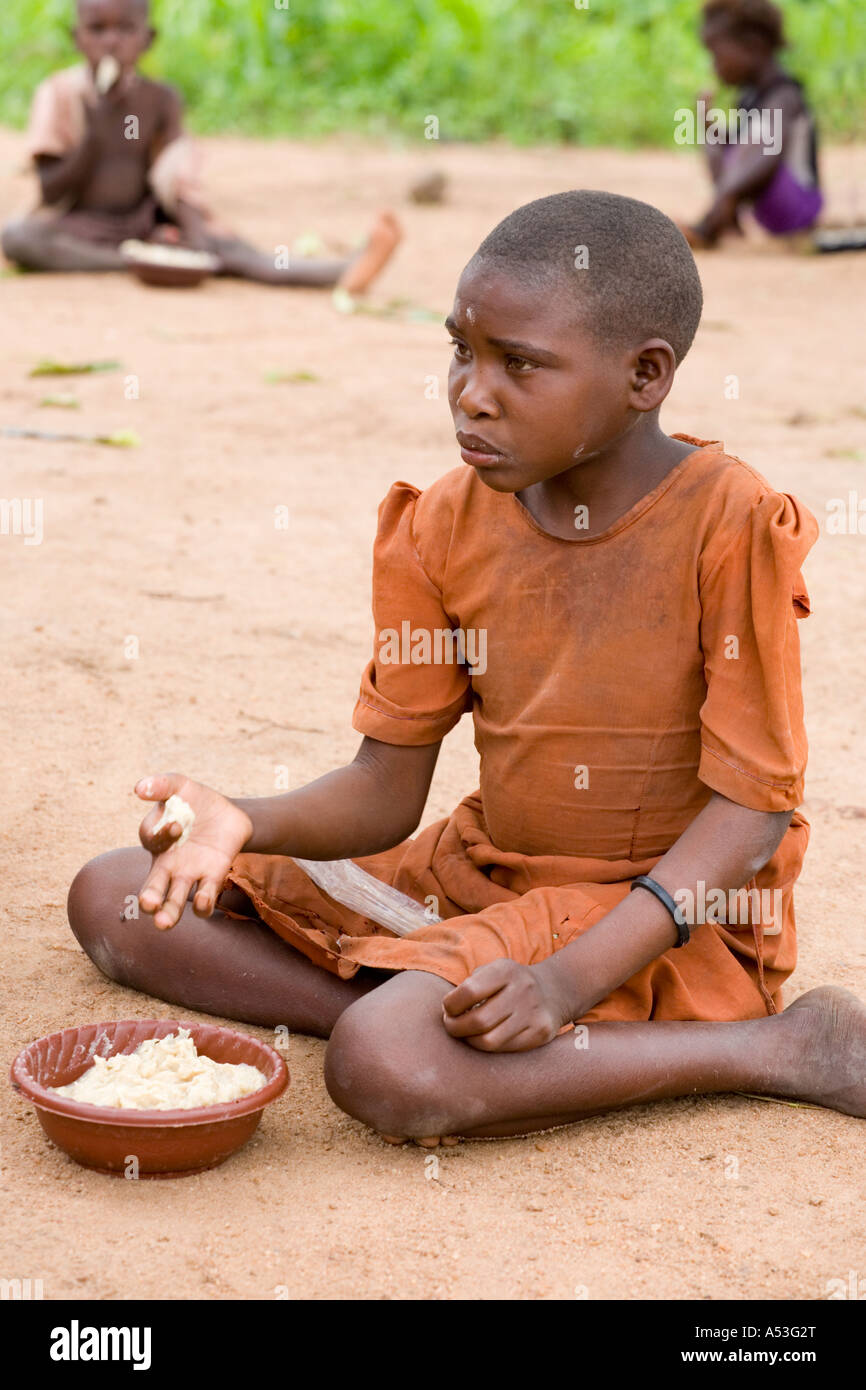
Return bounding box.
[2,0,864,145]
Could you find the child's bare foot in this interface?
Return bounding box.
[338,211,402,296]
[779,987,866,1117]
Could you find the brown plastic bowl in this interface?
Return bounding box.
[10,1019,289,1178]
[126,260,214,288]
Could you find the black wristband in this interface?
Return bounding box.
[629,875,691,948]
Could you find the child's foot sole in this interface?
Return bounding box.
[338,211,402,296]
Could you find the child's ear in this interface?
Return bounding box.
[136,25,157,56]
[628,340,677,412]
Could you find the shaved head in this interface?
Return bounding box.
[470,190,703,365]
[77,0,150,18]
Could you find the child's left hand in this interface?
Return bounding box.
[441,958,572,1052]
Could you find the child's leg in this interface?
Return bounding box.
[324,972,866,1142]
[704,143,727,185]
[205,210,401,293]
[1,217,126,272]
[67,848,379,1033]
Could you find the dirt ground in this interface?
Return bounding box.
[2,129,865,1302]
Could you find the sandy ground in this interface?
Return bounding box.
[1,129,865,1303]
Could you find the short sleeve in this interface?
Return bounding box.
[26,69,87,161]
[352,483,472,745]
[698,490,818,811]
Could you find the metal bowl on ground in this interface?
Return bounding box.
[10,1018,288,1178]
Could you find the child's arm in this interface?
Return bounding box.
[35,87,125,206]
[150,86,210,250]
[694,146,775,242]
[693,85,800,243]
[135,736,440,930]
[233,736,441,858]
[443,792,792,1050]
[36,138,99,207]
[698,90,727,182]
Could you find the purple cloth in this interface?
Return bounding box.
[721,145,823,235]
[753,163,823,235]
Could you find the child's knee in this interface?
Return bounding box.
[1,218,43,267]
[67,847,147,977]
[324,980,454,1136]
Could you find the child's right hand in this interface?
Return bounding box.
[135,774,253,930]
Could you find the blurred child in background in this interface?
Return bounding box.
[1,0,400,290]
[682,0,822,248]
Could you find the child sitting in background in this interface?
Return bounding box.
[1,0,400,291]
[682,0,822,248]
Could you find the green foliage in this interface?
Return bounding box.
[2,0,864,145]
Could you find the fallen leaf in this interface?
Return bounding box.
[93,429,141,448]
[264,369,319,384]
[331,288,442,323]
[291,232,327,257]
[332,287,356,315]
[735,1091,823,1109]
[29,358,122,377]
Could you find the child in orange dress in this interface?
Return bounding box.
[68,189,865,1146]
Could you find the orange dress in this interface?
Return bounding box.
[224,437,818,1022]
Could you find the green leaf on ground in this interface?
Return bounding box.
[94,429,141,448]
[264,369,320,384]
[332,289,442,323]
[2,425,140,447]
[332,287,357,315]
[735,1092,823,1110]
[29,359,122,377]
[291,232,326,258]
[39,393,81,409]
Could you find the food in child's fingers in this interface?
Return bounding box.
[151,793,196,847]
[95,55,121,95]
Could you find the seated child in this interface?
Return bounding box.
[68,190,866,1146]
[682,0,823,248]
[1,0,400,291]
